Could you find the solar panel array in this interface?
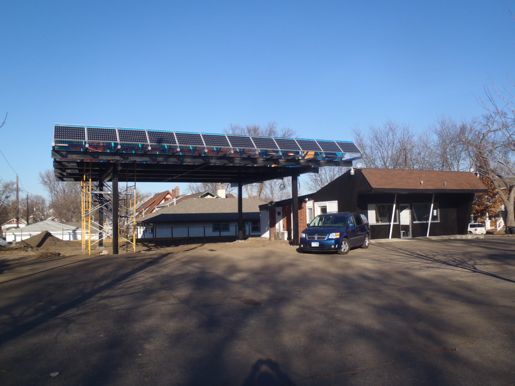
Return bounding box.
[53,126,360,154]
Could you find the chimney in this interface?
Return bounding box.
[171,186,180,198]
[216,184,226,199]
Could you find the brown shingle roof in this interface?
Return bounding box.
[359,168,487,192]
[141,197,265,223]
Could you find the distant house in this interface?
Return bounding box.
[137,187,181,218]
[261,168,487,240]
[138,195,265,240]
[136,186,236,218]
[1,218,27,234]
[5,219,79,243]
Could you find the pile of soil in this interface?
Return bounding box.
[22,231,65,249]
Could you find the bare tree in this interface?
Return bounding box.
[224,123,295,201]
[462,90,514,230]
[0,179,16,225]
[39,170,81,222]
[21,194,49,224]
[306,167,348,192]
[354,122,418,169]
[431,119,472,171]
[188,182,232,196]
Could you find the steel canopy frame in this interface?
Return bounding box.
[52,125,361,253]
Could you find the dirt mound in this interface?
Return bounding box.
[23,231,64,248]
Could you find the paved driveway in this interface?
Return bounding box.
[0,237,514,385]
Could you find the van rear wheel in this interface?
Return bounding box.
[361,234,370,249]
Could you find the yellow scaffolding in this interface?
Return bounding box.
[80,175,137,255]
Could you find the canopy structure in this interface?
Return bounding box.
[51,125,361,253]
[52,125,360,183]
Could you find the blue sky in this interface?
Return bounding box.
[0,0,513,196]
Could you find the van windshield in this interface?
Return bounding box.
[309,214,349,227]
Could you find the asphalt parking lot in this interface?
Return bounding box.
[0,236,514,386]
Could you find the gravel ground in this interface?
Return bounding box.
[0,236,514,385]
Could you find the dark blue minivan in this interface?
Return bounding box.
[299,212,370,254]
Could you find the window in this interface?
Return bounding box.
[412,203,439,223]
[319,206,327,214]
[212,223,230,232]
[369,204,398,224]
[251,220,260,233]
[307,207,314,224]
[354,214,363,226]
[309,214,350,227]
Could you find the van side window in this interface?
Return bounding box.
[354,214,362,226]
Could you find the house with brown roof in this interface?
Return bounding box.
[138,196,265,240]
[261,168,487,240]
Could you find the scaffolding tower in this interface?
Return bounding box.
[80,175,137,255]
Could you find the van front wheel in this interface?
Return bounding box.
[338,239,350,255]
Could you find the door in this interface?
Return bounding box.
[399,204,411,238]
[346,215,360,247]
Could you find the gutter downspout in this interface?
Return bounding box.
[389,193,397,239]
[427,193,435,237]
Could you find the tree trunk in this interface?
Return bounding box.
[506,186,515,229]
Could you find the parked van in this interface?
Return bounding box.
[467,223,486,235]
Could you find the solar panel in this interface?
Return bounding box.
[87,128,118,142]
[118,129,148,144]
[274,138,300,151]
[336,141,360,153]
[147,130,176,145]
[203,134,230,147]
[175,132,204,147]
[252,137,278,150]
[55,126,85,141]
[296,139,322,151]
[317,140,341,152]
[226,135,255,149]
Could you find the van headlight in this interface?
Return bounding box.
[301,233,306,238]
[328,232,340,239]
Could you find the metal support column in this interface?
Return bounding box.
[238,181,244,240]
[98,180,104,247]
[388,193,397,239]
[291,174,299,245]
[112,167,119,255]
[427,193,435,237]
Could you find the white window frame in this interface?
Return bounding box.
[368,203,399,225]
[412,202,440,223]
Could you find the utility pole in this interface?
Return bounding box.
[26,193,30,225]
[16,175,20,228]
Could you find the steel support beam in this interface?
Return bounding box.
[98,180,104,247]
[238,181,244,240]
[112,167,119,255]
[291,174,299,245]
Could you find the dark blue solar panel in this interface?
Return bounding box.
[226,135,255,149]
[317,141,340,152]
[87,128,118,142]
[296,139,322,151]
[118,129,148,143]
[148,131,176,145]
[274,138,300,151]
[203,134,230,147]
[252,137,278,150]
[337,141,360,153]
[176,133,204,146]
[55,126,85,141]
